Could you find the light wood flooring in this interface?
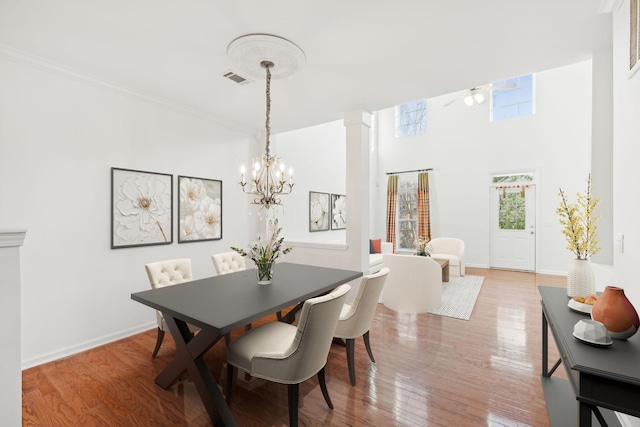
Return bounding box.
[22,267,566,426]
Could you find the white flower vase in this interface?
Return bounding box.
[567,259,595,297]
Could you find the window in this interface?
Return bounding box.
[395,100,426,137]
[491,74,534,122]
[397,178,418,250]
[499,193,526,230]
[493,173,534,231]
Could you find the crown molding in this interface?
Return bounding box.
[598,0,623,13]
[0,229,27,248]
[0,44,251,134]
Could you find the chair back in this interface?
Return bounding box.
[334,268,389,339]
[429,237,464,257]
[382,254,442,313]
[145,259,193,289]
[253,284,350,383]
[212,252,246,275]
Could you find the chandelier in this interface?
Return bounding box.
[239,60,294,209]
[228,34,304,209]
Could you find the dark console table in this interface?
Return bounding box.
[539,285,640,426]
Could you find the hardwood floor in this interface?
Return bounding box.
[22,267,566,426]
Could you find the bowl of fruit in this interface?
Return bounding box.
[568,294,599,314]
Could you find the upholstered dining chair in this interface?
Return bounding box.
[211,251,246,276]
[333,267,389,386]
[144,258,199,358]
[225,284,351,427]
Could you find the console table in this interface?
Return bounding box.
[539,286,640,426]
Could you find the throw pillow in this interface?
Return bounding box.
[369,240,375,254]
[371,239,382,254]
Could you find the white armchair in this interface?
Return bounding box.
[429,237,465,276]
[381,254,442,313]
[144,259,199,358]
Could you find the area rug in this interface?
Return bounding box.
[427,275,484,320]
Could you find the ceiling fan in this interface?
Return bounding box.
[443,83,516,107]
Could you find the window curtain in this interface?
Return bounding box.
[386,175,399,253]
[417,172,431,241]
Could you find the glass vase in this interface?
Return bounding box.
[567,258,595,297]
[255,261,274,285]
[591,286,640,339]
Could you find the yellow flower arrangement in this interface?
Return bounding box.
[556,175,601,260]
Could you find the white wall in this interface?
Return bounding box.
[610,7,640,427]
[272,120,346,243]
[612,17,640,427]
[0,54,254,368]
[374,61,595,275]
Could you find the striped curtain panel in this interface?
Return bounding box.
[417,172,431,241]
[386,175,399,253]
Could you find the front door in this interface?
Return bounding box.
[490,184,536,271]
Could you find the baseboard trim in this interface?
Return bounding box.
[21,322,156,370]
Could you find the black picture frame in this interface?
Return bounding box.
[111,167,173,249]
[309,191,330,232]
[330,194,346,230]
[177,175,223,243]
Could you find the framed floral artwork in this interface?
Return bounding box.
[178,175,222,243]
[111,167,173,249]
[331,194,346,230]
[309,191,330,232]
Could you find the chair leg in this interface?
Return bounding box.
[151,328,165,359]
[245,323,252,331]
[363,330,375,363]
[276,310,283,321]
[288,383,299,427]
[346,338,356,386]
[317,366,333,409]
[226,363,237,405]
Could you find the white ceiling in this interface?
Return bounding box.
[0,0,612,134]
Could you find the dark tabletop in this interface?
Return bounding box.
[539,285,640,386]
[132,262,363,334]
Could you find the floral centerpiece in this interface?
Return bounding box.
[231,219,293,284]
[416,235,433,257]
[556,175,601,297]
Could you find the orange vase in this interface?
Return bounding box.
[591,286,640,340]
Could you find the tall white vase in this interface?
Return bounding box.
[567,258,595,297]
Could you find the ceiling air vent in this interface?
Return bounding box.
[222,70,252,85]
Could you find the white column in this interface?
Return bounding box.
[0,229,27,426]
[344,109,372,273]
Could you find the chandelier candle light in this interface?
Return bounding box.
[239,60,294,209]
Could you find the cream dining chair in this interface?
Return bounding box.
[225,284,351,427]
[333,267,389,386]
[144,258,199,358]
[211,251,246,275]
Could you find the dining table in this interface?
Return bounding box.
[131,262,363,426]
